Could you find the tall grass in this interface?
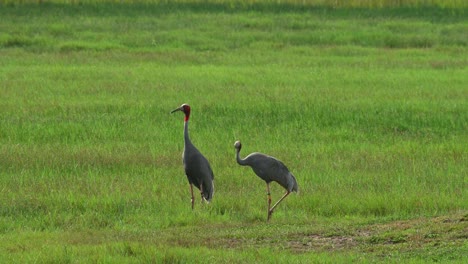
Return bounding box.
[0,2,466,262]
[0,0,467,8]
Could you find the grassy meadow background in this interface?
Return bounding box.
[0,0,467,262]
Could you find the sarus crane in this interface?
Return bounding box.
[234,140,298,221]
[171,104,214,209]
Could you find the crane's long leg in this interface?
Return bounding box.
[189,184,195,210]
[268,191,291,220]
[266,183,272,221]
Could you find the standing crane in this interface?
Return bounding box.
[234,140,298,221]
[171,104,214,209]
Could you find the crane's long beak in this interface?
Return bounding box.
[170,106,183,114]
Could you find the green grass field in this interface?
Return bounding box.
[0,1,467,263]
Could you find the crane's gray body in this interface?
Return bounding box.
[183,121,214,201]
[237,151,298,193]
[234,140,298,221]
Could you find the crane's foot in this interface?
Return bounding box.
[267,209,274,221]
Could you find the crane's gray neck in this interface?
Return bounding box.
[184,120,192,146]
[236,148,249,166]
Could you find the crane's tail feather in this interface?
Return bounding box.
[289,173,299,193]
[202,180,214,202]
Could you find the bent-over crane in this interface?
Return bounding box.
[234,140,298,221]
[171,104,214,209]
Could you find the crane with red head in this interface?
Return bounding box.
[171,104,214,209]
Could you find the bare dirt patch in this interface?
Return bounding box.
[285,212,467,253]
[287,234,358,253]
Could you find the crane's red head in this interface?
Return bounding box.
[171,103,191,122]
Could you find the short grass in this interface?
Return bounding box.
[0,2,467,263]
